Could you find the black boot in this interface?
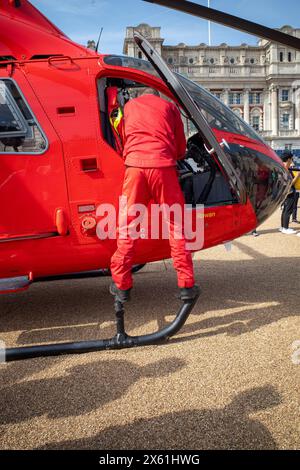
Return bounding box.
[109,282,131,303]
[178,285,200,301]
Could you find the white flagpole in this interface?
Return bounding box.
[208,0,211,46]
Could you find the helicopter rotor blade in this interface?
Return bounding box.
[143,0,300,50]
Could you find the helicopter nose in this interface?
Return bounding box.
[226,143,292,225]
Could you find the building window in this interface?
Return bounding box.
[229,92,243,105]
[288,52,292,62]
[279,51,284,62]
[281,113,290,129]
[251,116,260,131]
[211,91,222,100]
[250,58,255,64]
[0,79,47,154]
[167,57,173,64]
[233,108,242,118]
[285,143,292,151]
[189,58,194,64]
[210,58,215,64]
[249,92,262,104]
[230,58,235,64]
[281,89,289,102]
[250,109,263,131]
[138,51,142,59]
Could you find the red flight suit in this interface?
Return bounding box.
[110,94,195,290]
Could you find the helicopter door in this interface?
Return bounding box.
[0,74,69,243]
[134,32,247,205]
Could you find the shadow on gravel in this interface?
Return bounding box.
[39,385,281,450]
[0,357,185,424]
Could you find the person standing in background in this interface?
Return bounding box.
[291,159,300,224]
[280,152,300,235]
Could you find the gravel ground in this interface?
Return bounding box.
[0,209,299,450]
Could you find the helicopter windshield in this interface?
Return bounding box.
[176,74,264,144]
[104,55,264,144]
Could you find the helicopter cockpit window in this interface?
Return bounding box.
[104,55,159,78]
[0,79,47,154]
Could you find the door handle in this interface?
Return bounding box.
[80,158,98,172]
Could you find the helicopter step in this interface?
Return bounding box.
[4,292,200,362]
[0,275,31,294]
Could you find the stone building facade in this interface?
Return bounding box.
[123,24,300,155]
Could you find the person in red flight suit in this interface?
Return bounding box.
[110,88,199,303]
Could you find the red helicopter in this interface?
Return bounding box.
[0,0,296,360]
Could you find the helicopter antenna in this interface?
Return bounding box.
[96,27,104,53]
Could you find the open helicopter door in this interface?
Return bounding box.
[133,32,247,206]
